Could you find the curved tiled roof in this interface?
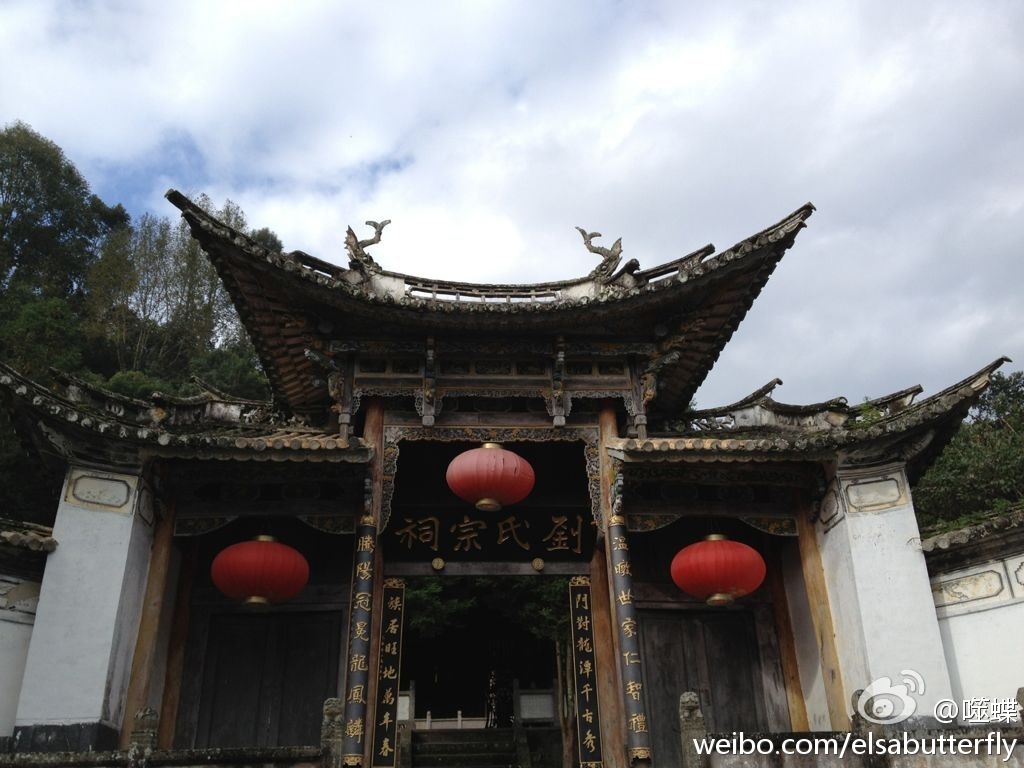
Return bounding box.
[0,519,56,553]
[0,363,371,469]
[167,190,814,418]
[619,357,1010,480]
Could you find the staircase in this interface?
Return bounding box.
[410,728,520,768]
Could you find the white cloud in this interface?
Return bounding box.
[1,0,1021,406]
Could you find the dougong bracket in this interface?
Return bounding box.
[307,348,356,441]
[417,337,440,427]
[547,336,568,428]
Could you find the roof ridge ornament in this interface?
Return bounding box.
[575,226,624,282]
[345,219,391,275]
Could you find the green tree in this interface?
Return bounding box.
[191,341,270,401]
[250,226,284,253]
[85,213,172,371]
[84,195,272,398]
[914,371,1024,531]
[0,121,127,299]
[0,125,278,522]
[103,370,177,400]
[0,293,84,379]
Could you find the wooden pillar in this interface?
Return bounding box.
[340,398,383,767]
[343,517,377,765]
[766,545,810,732]
[600,404,652,764]
[795,502,849,729]
[606,513,652,764]
[590,545,624,768]
[591,402,626,768]
[157,541,196,748]
[119,492,177,748]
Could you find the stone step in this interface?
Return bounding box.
[415,743,516,755]
[411,728,519,768]
[413,727,516,741]
[413,755,517,768]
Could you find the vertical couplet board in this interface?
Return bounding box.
[371,578,406,767]
[608,519,652,762]
[342,519,377,764]
[569,576,603,768]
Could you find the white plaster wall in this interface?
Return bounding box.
[932,550,1024,717]
[104,486,155,726]
[0,575,39,737]
[15,469,153,728]
[816,506,870,709]
[780,544,831,731]
[816,466,953,719]
[844,499,953,711]
[939,602,1024,709]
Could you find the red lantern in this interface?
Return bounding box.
[670,534,766,606]
[446,443,535,512]
[211,536,309,604]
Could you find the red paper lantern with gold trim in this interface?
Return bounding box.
[670,534,766,606]
[446,443,535,512]
[211,536,309,604]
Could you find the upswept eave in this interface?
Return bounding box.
[166,189,814,314]
[615,358,1010,480]
[0,363,371,469]
[166,189,814,416]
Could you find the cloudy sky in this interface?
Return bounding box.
[2,0,1021,409]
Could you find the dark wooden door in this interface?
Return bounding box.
[639,609,783,765]
[187,609,343,748]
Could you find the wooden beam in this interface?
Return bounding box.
[120,493,177,747]
[795,503,849,729]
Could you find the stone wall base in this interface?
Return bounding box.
[11,722,118,753]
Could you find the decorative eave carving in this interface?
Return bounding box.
[575,226,627,282]
[619,358,1009,481]
[345,219,390,276]
[0,363,372,469]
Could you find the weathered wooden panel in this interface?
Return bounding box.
[638,614,688,766]
[640,608,784,764]
[701,612,762,732]
[197,614,271,748]
[185,609,343,749]
[277,612,343,746]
